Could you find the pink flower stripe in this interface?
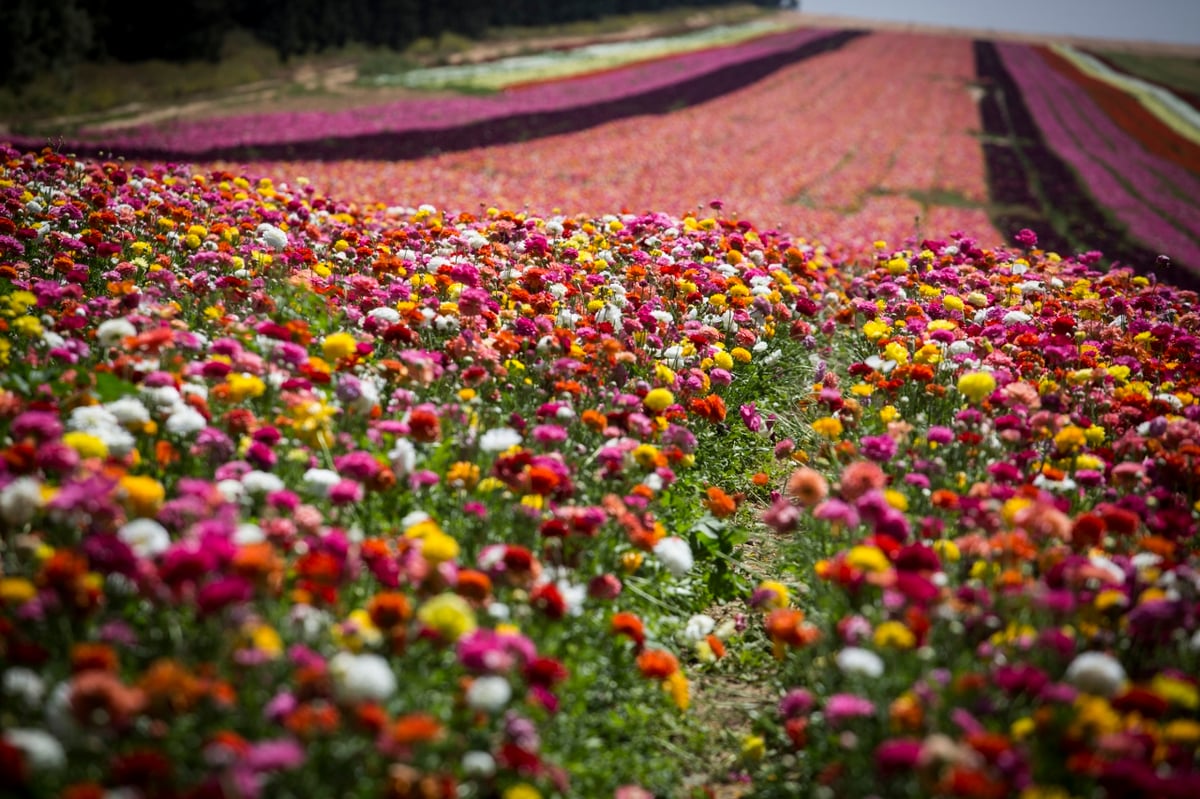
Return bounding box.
[13,26,839,157]
[997,42,1200,270]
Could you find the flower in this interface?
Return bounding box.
[1064,651,1127,697]
[785,466,829,506]
[836,647,884,678]
[466,675,512,713]
[321,332,358,362]
[956,371,996,404]
[416,593,478,642]
[653,536,693,578]
[3,728,65,770]
[643,388,675,413]
[329,652,397,704]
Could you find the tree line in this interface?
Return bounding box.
[0,0,782,91]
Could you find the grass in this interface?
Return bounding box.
[1086,49,1200,98]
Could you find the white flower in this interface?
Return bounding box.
[682,614,716,643]
[367,306,401,325]
[836,647,885,678]
[302,468,341,497]
[164,406,208,436]
[461,750,496,778]
[329,652,397,704]
[216,479,245,504]
[465,675,512,713]
[242,470,285,495]
[68,404,120,432]
[3,668,45,706]
[257,223,288,250]
[4,728,65,770]
[389,439,417,476]
[0,476,44,526]
[117,518,172,558]
[105,396,150,426]
[287,603,331,642]
[653,536,694,578]
[234,523,265,545]
[1002,310,1033,325]
[140,384,183,413]
[480,427,522,453]
[95,317,136,348]
[1064,651,1127,696]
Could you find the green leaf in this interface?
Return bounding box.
[94,371,138,402]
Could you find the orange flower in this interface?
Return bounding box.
[367,592,413,630]
[453,570,492,604]
[391,712,443,745]
[689,394,727,423]
[284,701,341,739]
[611,612,646,650]
[233,542,283,589]
[703,486,738,519]
[636,649,680,680]
[581,409,608,431]
[71,642,118,674]
[138,659,205,715]
[785,466,829,507]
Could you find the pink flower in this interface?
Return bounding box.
[824,693,876,727]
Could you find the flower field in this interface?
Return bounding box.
[2,18,1200,799]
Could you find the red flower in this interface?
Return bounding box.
[530,582,566,619]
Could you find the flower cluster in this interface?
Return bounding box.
[0,143,836,797]
[749,236,1200,797]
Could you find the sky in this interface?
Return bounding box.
[796,0,1200,46]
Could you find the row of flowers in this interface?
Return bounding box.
[739,229,1200,797]
[239,32,998,268]
[373,17,799,92]
[7,26,846,160]
[0,141,847,797]
[995,42,1200,273]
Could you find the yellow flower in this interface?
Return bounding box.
[0,577,37,604]
[862,320,892,341]
[62,431,108,459]
[884,489,908,512]
[880,343,906,367]
[811,416,843,439]
[879,404,899,423]
[226,373,266,402]
[621,551,644,573]
[118,475,165,518]
[1162,719,1200,746]
[1052,425,1086,454]
[846,546,890,573]
[666,670,690,711]
[755,580,790,609]
[942,294,965,312]
[874,620,916,649]
[416,593,477,641]
[322,332,358,361]
[446,461,480,489]
[730,347,752,364]
[643,388,675,413]
[421,532,460,564]
[956,371,997,404]
[632,444,661,469]
[713,350,734,370]
[242,622,284,658]
[741,734,766,762]
[502,784,542,799]
[1150,673,1199,710]
[12,316,43,337]
[331,609,382,652]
